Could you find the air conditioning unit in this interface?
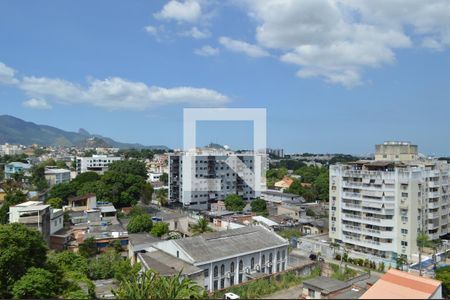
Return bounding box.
[255,265,261,271]
[245,267,251,274]
[226,272,231,279]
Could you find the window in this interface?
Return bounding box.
[402,192,408,197]
[332,206,336,211]
[251,257,255,270]
[204,269,209,277]
[176,251,179,258]
[220,278,225,289]
[214,266,218,278]
[282,250,286,259]
[220,264,225,276]
[230,262,234,273]
[230,276,234,286]
[239,260,243,271]
[277,251,280,261]
[331,217,336,221]
[401,229,408,234]
[213,280,218,291]
[401,241,408,246]
[261,255,266,273]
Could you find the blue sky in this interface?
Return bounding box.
[1,0,450,155]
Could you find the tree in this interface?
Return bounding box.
[30,164,49,191]
[72,172,100,185]
[47,251,89,275]
[151,222,169,237]
[436,266,450,298]
[113,270,206,299]
[0,191,27,224]
[191,217,213,235]
[141,183,154,205]
[306,208,316,217]
[108,160,147,178]
[0,224,48,298]
[417,231,430,276]
[251,198,268,216]
[48,182,77,202]
[46,197,62,208]
[395,254,408,271]
[127,214,153,233]
[224,194,245,212]
[156,188,168,207]
[79,237,98,258]
[12,267,61,299]
[160,173,168,185]
[109,240,123,253]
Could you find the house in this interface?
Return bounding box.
[261,190,304,204]
[65,193,97,212]
[277,202,304,219]
[300,219,329,235]
[152,211,190,237]
[9,201,64,241]
[274,176,294,190]
[76,155,121,174]
[148,172,162,183]
[150,225,289,292]
[360,269,442,299]
[44,168,71,186]
[301,276,351,299]
[128,233,161,264]
[4,162,32,179]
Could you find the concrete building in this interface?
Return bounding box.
[147,226,288,292]
[169,150,267,210]
[361,269,442,299]
[76,155,121,174]
[148,172,162,182]
[0,143,23,156]
[45,168,71,186]
[4,161,32,179]
[262,190,303,204]
[9,201,64,240]
[329,142,450,261]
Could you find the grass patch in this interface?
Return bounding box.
[277,228,302,240]
[329,263,358,281]
[213,266,321,299]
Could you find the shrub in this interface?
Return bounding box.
[335,254,341,261]
[127,214,153,233]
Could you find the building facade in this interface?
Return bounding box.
[45,168,71,186]
[76,155,121,174]
[169,150,266,210]
[4,162,32,179]
[150,226,289,292]
[329,142,450,261]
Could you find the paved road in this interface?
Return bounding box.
[263,285,303,299]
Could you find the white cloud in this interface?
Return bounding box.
[18,76,229,110]
[181,26,210,39]
[154,0,202,23]
[144,25,159,36]
[0,62,18,84]
[228,0,450,86]
[22,98,52,110]
[219,37,270,58]
[194,45,219,56]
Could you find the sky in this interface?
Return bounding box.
[1,0,450,155]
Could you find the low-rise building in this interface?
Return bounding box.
[261,190,304,204]
[150,225,289,292]
[45,168,71,186]
[302,276,351,299]
[148,172,162,182]
[274,176,294,191]
[76,155,121,174]
[64,193,97,212]
[4,161,32,179]
[9,201,64,241]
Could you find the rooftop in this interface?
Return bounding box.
[360,269,442,299]
[172,225,288,264]
[303,276,350,294]
[138,249,203,276]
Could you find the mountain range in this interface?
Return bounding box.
[0,115,168,149]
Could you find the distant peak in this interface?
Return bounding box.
[78,128,90,136]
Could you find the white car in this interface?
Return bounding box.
[224,292,240,299]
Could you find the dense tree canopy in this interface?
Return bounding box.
[251,198,268,216]
[151,222,169,237]
[127,214,153,233]
[12,267,61,299]
[108,160,147,178]
[224,194,246,212]
[0,224,48,298]
[436,266,450,298]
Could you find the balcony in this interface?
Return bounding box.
[361,216,394,226]
[343,192,362,200]
[427,222,440,230]
[428,192,441,198]
[343,224,362,233]
[428,212,440,219]
[428,202,441,209]
[18,216,42,224]
[343,181,362,189]
[428,181,441,188]
[342,235,393,251]
[343,214,362,221]
[342,203,361,210]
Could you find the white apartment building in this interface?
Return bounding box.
[169,149,267,210]
[0,143,23,156]
[45,168,71,186]
[329,142,449,262]
[76,155,121,174]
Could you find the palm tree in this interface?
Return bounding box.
[395,254,408,271]
[417,231,430,276]
[113,269,206,299]
[191,217,213,235]
[156,189,168,207]
[431,239,443,271]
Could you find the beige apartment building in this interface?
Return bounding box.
[329,142,449,261]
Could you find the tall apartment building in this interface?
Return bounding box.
[169,149,266,210]
[329,142,449,261]
[76,155,121,174]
